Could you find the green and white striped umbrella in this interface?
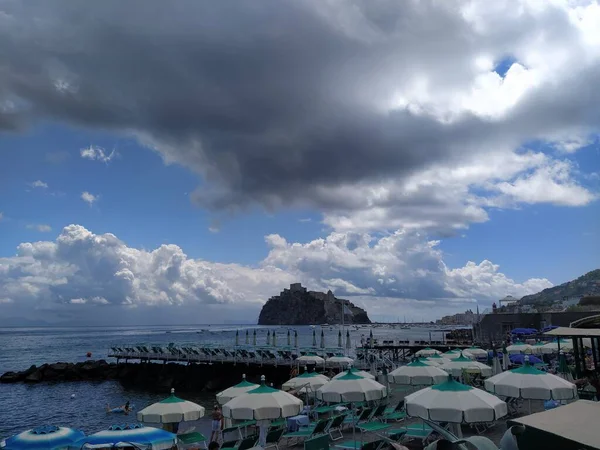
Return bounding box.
[137,389,206,424]
[388,360,448,386]
[316,371,387,403]
[557,352,573,382]
[416,348,442,357]
[506,341,532,355]
[484,358,577,400]
[406,376,507,424]
[332,366,374,380]
[217,374,259,405]
[282,371,330,392]
[297,353,325,365]
[440,354,493,377]
[222,376,303,420]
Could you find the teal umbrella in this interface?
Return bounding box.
[558,351,573,382]
[287,330,291,346]
[312,329,317,347]
[253,329,257,346]
[294,330,298,348]
[346,330,351,349]
[338,330,342,348]
[245,329,249,345]
[235,330,239,346]
[266,330,271,345]
[320,330,325,348]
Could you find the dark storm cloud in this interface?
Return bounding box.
[0,0,598,213]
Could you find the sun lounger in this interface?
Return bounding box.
[221,435,257,450]
[327,414,347,441]
[283,418,330,445]
[304,434,329,450]
[263,428,285,450]
[390,423,433,444]
[335,439,384,450]
[178,432,208,449]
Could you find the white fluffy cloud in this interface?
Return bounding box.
[29,180,48,189]
[26,224,52,232]
[0,225,552,324]
[81,191,99,206]
[80,145,118,163]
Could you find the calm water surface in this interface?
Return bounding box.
[0,324,445,439]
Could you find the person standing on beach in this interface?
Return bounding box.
[210,405,223,443]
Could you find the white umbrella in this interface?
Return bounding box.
[506,342,532,355]
[440,354,493,378]
[463,347,488,359]
[223,376,303,448]
[137,388,205,424]
[530,341,547,355]
[484,359,577,401]
[316,370,387,444]
[414,357,442,366]
[282,371,330,392]
[297,354,325,365]
[388,360,448,386]
[442,349,462,359]
[216,374,259,405]
[332,367,375,380]
[416,348,442,357]
[326,355,354,367]
[541,339,573,355]
[405,376,507,437]
[425,354,451,365]
[222,376,303,420]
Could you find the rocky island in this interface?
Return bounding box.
[258,283,371,325]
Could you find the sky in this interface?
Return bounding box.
[0,0,599,325]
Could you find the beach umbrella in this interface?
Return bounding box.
[222,375,303,420]
[463,347,488,359]
[509,354,543,366]
[530,341,546,355]
[317,370,387,444]
[137,388,206,424]
[557,351,573,382]
[297,353,325,365]
[245,329,249,345]
[332,366,374,380]
[405,375,507,437]
[346,330,351,349]
[425,354,451,365]
[312,329,317,347]
[442,349,461,358]
[542,339,573,355]
[70,424,176,450]
[217,374,260,404]
[320,330,325,348]
[287,329,291,347]
[338,330,342,348]
[440,353,493,378]
[413,357,441,366]
[388,360,448,386]
[326,355,354,368]
[266,330,271,345]
[282,370,330,392]
[272,331,277,347]
[506,341,532,355]
[235,330,239,346]
[253,329,257,346]
[484,357,577,401]
[492,353,502,376]
[416,347,442,357]
[2,426,85,450]
[294,330,298,348]
[369,329,373,346]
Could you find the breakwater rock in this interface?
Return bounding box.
[1,360,296,393]
[258,283,371,325]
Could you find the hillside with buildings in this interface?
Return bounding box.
[258,283,371,325]
[519,269,600,306]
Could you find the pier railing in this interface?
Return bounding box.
[107,345,363,368]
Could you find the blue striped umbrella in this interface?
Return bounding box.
[1,425,85,450]
[69,424,176,450]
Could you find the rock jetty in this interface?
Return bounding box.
[258,283,371,325]
[1,360,295,393]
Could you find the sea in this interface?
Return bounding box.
[0,324,451,440]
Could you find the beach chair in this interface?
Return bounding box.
[264,427,285,450]
[327,414,347,441]
[177,432,207,449]
[392,423,434,445]
[368,404,387,422]
[283,418,331,446]
[382,401,405,422]
[344,407,372,427]
[304,434,329,450]
[335,439,384,450]
[221,435,256,450]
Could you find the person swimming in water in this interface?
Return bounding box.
[106,401,132,415]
